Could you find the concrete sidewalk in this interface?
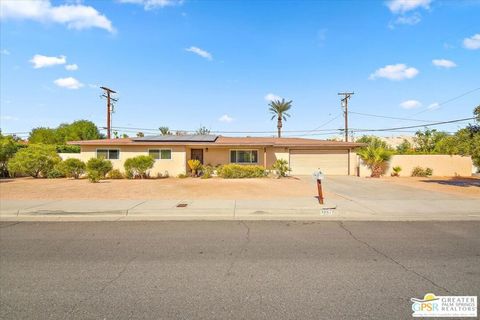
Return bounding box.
[1,197,480,221]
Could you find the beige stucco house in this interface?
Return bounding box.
[68,135,364,176]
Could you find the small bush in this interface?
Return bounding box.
[46,165,66,179]
[201,165,214,179]
[124,155,155,179]
[425,167,433,176]
[59,158,86,179]
[87,171,101,183]
[177,173,188,178]
[411,166,433,177]
[107,169,124,179]
[217,164,266,179]
[271,159,290,177]
[187,159,202,176]
[391,166,402,177]
[86,157,112,181]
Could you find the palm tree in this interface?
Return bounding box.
[269,99,292,138]
[357,145,392,178]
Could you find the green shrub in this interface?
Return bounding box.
[107,169,124,179]
[177,173,188,178]
[271,159,290,177]
[425,167,433,176]
[58,158,86,179]
[7,144,61,178]
[55,145,80,153]
[0,135,20,177]
[46,165,66,179]
[391,166,402,177]
[124,155,155,179]
[86,157,112,180]
[201,165,214,179]
[87,171,101,183]
[411,166,433,177]
[217,164,267,179]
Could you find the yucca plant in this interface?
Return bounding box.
[357,146,392,178]
[187,159,202,177]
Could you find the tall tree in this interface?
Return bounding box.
[159,126,172,135]
[413,129,448,153]
[29,120,101,144]
[269,99,292,138]
[29,127,62,144]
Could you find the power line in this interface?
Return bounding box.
[296,113,343,136]
[413,87,480,116]
[349,111,438,123]
[353,117,475,132]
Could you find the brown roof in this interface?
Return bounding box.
[68,136,364,148]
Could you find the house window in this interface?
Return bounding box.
[96,149,119,160]
[149,149,172,160]
[230,150,258,164]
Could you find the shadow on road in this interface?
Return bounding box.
[421,177,480,188]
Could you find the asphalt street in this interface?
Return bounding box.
[1,221,479,319]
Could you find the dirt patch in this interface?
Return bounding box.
[0,177,334,200]
[379,176,480,198]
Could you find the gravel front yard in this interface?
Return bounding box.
[0,177,330,200]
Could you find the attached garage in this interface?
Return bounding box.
[289,149,349,175]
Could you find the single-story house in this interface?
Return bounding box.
[68,135,364,176]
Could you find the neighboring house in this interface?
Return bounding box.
[67,135,363,176]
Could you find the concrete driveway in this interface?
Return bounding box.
[298,175,480,218]
[322,176,471,200]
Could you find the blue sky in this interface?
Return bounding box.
[1,0,479,139]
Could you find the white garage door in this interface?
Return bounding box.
[289,150,349,175]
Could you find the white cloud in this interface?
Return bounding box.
[463,33,480,50]
[118,0,183,10]
[369,63,419,81]
[218,114,234,123]
[1,49,10,55]
[65,63,79,71]
[386,0,431,14]
[393,13,422,26]
[400,100,422,109]
[0,0,114,33]
[264,93,282,102]
[29,54,66,68]
[427,102,440,110]
[54,77,84,89]
[432,59,456,68]
[185,46,212,60]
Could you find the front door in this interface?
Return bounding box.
[191,149,204,164]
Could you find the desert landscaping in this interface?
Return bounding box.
[0,176,333,200]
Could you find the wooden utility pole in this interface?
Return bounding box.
[100,86,117,139]
[338,92,354,142]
